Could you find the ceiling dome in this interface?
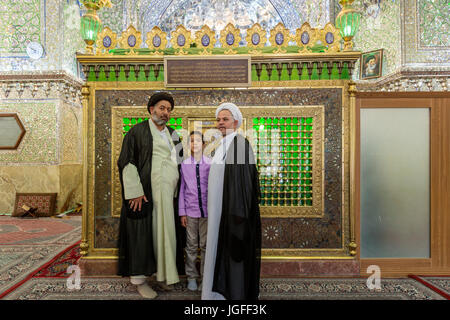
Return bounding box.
[158,0,282,34]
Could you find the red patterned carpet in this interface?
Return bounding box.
[33,241,81,278]
[0,216,81,299]
[0,217,81,245]
[0,241,81,299]
[408,275,450,300]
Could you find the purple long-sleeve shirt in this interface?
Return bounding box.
[178,155,211,218]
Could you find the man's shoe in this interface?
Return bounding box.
[137,283,158,299]
[187,279,198,291]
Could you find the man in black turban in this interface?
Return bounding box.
[117,92,185,299]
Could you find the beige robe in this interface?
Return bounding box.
[123,120,180,285]
[149,120,180,285]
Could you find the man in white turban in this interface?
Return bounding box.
[202,102,261,300]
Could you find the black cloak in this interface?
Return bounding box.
[117,120,185,277]
[212,134,262,300]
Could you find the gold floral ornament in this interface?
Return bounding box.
[195,25,215,55]
[245,23,267,55]
[269,22,291,54]
[170,25,192,55]
[295,22,316,53]
[220,23,241,54]
[146,26,167,55]
[96,27,117,55]
[320,23,342,52]
[118,25,142,55]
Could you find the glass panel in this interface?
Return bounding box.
[254,116,313,207]
[360,108,430,258]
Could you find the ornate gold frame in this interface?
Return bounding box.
[163,55,251,88]
[170,25,192,55]
[118,25,142,55]
[81,80,353,260]
[294,22,342,53]
[194,25,215,55]
[295,22,316,53]
[0,113,26,150]
[245,23,267,55]
[96,27,117,56]
[320,22,342,53]
[269,22,291,54]
[220,23,241,55]
[86,21,350,56]
[145,26,167,55]
[111,106,323,218]
[245,106,324,218]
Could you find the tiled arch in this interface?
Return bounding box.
[137,0,304,36]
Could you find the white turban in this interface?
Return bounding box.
[215,102,243,129]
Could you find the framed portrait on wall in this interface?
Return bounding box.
[360,49,383,80]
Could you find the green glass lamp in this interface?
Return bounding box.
[335,0,361,51]
[80,0,112,54]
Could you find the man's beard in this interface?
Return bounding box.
[152,113,167,126]
[219,127,235,136]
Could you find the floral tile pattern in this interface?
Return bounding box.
[418,0,450,48]
[0,103,58,164]
[0,0,41,55]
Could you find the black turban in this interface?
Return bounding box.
[147,92,175,113]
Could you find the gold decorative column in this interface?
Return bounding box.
[348,80,357,256]
[80,84,90,257]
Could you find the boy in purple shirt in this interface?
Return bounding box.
[179,131,211,291]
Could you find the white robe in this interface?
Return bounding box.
[201,131,237,300]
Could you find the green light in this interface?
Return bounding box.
[80,2,102,55]
[335,0,361,51]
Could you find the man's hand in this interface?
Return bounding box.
[128,195,148,212]
[180,216,187,228]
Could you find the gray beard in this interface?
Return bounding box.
[152,114,166,126]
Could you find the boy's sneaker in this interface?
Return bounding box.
[187,279,198,291]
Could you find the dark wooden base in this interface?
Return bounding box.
[78,258,118,276]
[261,259,360,277]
